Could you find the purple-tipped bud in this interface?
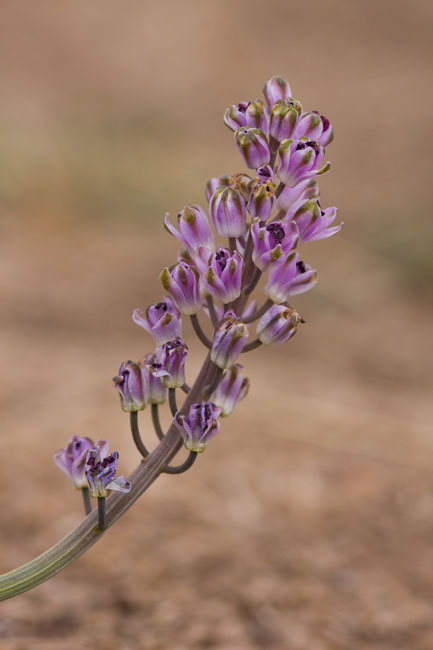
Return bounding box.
[85,448,131,498]
[133,298,181,345]
[277,139,330,187]
[313,111,334,147]
[174,402,221,452]
[251,219,299,271]
[211,311,249,369]
[160,263,203,315]
[263,76,293,112]
[54,436,109,489]
[152,337,188,389]
[210,364,250,417]
[247,175,277,221]
[264,252,318,303]
[140,353,168,404]
[209,186,247,238]
[164,206,215,254]
[112,360,147,412]
[256,303,303,347]
[224,100,268,133]
[287,200,343,244]
[229,173,253,202]
[235,127,270,169]
[269,100,301,142]
[277,178,319,213]
[292,111,324,141]
[199,247,243,303]
[206,174,230,203]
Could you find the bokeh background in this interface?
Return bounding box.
[1,1,433,648]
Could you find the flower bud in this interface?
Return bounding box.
[247,176,276,221]
[269,100,300,142]
[256,303,303,347]
[209,186,246,238]
[264,252,317,303]
[164,206,215,254]
[54,436,109,489]
[140,353,168,404]
[210,364,249,416]
[224,100,268,133]
[174,402,221,452]
[152,337,188,389]
[276,178,319,213]
[229,173,253,202]
[133,298,181,345]
[206,174,230,202]
[263,76,293,112]
[85,448,131,498]
[112,360,147,412]
[251,219,298,271]
[288,200,342,244]
[313,111,334,147]
[256,164,275,184]
[277,139,330,187]
[211,311,249,369]
[160,262,203,315]
[235,127,270,169]
[199,247,243,303]
[292,111,324,141]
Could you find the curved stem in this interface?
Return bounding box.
[81,488,92,516]
[168,388,178,417]
[203,365,224,399]
[275,181,285,198]
[206,296,219,328]
[151,403,165,441]
[243,268,262,296]
[228,237,237,253]
[190,315,212,349]
[242,339,263,353]
[243,299,273,324]
[163,451,198,475]
[130,411,150,459]
[181,383,191,394]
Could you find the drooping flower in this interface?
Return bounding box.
[140,353,168,404]
[160,262,203,315]
[198,247,243,304]
[209,186,247,238]
[85,448,131,498]
[211,311,249,369]
[174,402,221,452]
[164,206,215,254]
[209,364,250,416]
[112,360,147,412]
[132,298,181,345]
[152,338,188,389]
[251,219,299,271]
[54,436,109,489]
[264,252,318,303]
[256,303,303,347]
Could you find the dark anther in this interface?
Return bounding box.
[155,302,167,311]
[296,142,307,150]
[306,140,319,151]
[321,210,325,216]
[266,222,285,244]
[215,249,228,271]
[296,260,307,273]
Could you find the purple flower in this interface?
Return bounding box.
[256,164,275,184]
[286,200,342,244]
[229,173,253,202]
[85,448,131,498]
[276,178,319,213]
[264,252,318,303]
[209,364,249,417]
[292,111,324,142]
[251,219,299,271]
[133,298,181,345]
[247,175,276,221]
[205,174,231,202]
[209,186,246,238]
[263,75,293,112]
[160,262,203,315]
[140,353,168,404]
[174,402,221,452]
[224,100,268,133]
[211,311,249,369]
[313,111,334,147]
[277,139,330,187]
[198,247,243,304]
[164,206,215,254]
[235,127,270,169]
[269,100,301,142]
[112,360,147,412]
[256,303,303,347]
[54,436,109,489]
[152,338,188,389]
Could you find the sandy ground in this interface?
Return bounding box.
[1,1,433,648]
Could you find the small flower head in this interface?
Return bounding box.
[199,247,243,304]
[211,311,249,369]
[164,206,215,254]
[160,262,203,315]
[256,303,303,347]
[251,219,299,271]
[263,75,293,112]
[209,364,250,416]
[288,200,342,244]
[277,139,330,187]
[112,360,147,412]
[133,298,181,345]
[85,448,131,498]
[152,337,188,389]
[264,252,318,303]
[209,186,247,238]
[269,99,301,142]
[174,402,221,452]
[235,127,270,169]
[54,436,109,489]
[247,174,277,221]
[224,100,268,133]
[140,353,168,404]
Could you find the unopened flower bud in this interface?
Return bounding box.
[211,311,249,369]
[288,200,342,244]
[210,364,249,416]
[140,353,168,404]
[251,219,298,271]
[85,448,131,498]
[206,174,230,202]
[269,100,301,142]
[152,337,188,389]
[276,178,319,212]
[313,111,334,147]
[209,186,246,238]
[277,139,330,187]
[264,252,317,303]
[199,247,243,303]
[133,298,181,345]
[164,206,215,254]
[174,402,221,452]
[112,360,147,412]
[160,262,203,315]
[256,303,303,347]
[247,176,276,221]
[54,436,109,489]
[292,111,324,141]
[224,100,268,133]
[256,164,275,184]
[235,127,270,169]
[229,173,253,202]
[263,76,293,112]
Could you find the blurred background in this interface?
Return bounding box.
[1,1,432,648]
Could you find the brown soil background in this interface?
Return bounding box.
[1,1,433,648]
